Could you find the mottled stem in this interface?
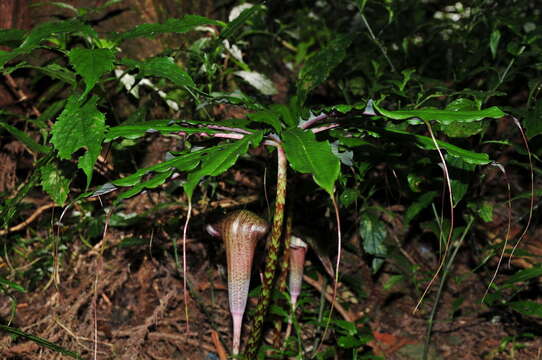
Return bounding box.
[244,144,288,358]
[271,214,293,349]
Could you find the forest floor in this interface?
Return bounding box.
[1,172,541,360]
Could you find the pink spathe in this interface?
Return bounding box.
[207,210,269,355]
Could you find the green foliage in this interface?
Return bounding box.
[282,127,339,195]
[1,0,540,358]
[40,163,70,206]
[0,325,82,359]
[297,34,352,103]
[359,211,388,272]
[50,95,105,187]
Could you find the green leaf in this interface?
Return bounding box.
[359,212,387,257]
[34,99,66,129]
[68,48,115,98]
[37,64,77,86]
[247,109,282,132]
[0,29,25,45]
[270,304,289,318]
[118,237,147,248]
[524,99,542,139]
[270,103,298,128]
[220,5,262,40]
[138,56,195,88]
[51,96,105,187]
[0,121,50,154]
[297,34,352,103]
[40,163,70,206]
[0,276,26,292]
[503,266,542,286]
[23,19,97,49]
[1,20,97,68]
[509,301,542,318]
[339,188,359,207]
[385,128,491,165]
[114,15,224,42]
[282,127,340,195]
[490,29,501,59]
[183,132,262,198]
[405,191,437,225]
[448,155,475,206]
[321,102,366,114]
[478,201,494,222]
[112,151,202,187]
[374,103,505,125]
[4,63,76,85]
[0,50,17,69]
[0,325,82,359]
[118,170,173,200]
[338,335,365,349]
[441,98,485,137]
[383,274,404,290]
[333,319,357,335]
[105,120,217,141]
[441,121,484,138]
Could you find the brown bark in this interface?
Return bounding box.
[0,0,31,30]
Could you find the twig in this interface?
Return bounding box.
[359,14,396,72]
[300,113,329,130]
[0,203,56,236]
[312,123,340,134]
[206,124,254,135]
[210,330,228,360]
[302,274,354,323]
[147,332,216,352]
[3,74,41,117]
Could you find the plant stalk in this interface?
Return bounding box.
[422,217,474,360]
[244,143,288,358]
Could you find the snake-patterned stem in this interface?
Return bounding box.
[245,144,287,359]
[288,236,308,308]
[207,210,269,355]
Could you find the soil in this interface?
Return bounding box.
[1,174,542,360]
[1,1,541,359]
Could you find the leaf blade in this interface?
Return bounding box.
[282,127,339,195]
[50,96,105,187]
[68,48,115,98]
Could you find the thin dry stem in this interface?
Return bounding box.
[182,199,193,332]
[414,121,454,313]
[509,117,535,260]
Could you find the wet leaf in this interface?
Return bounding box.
[40,163,70,206]
[0,122,50,154]
[490,29,501,59]
[68,48,115,98]
[297,34,352,103]
[138,56,195,88]
[359,212,387,257]
[283,127,340,195]
[509,301,542,318]
[51,96,105,187]
[385,128,490,165]
[114,15,224,42]
[405,191,437,225]
[183,132,262,198]
[524,99,542,139]
[0,277,26,292]
[375,103,504,125]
